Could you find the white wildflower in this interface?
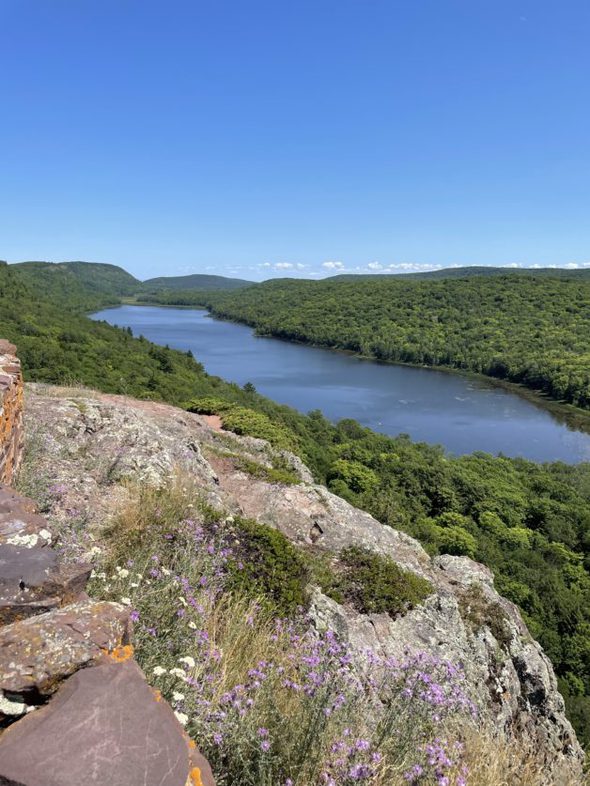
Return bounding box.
[130,582,139,588]
[178,596,188,607]
[152,666,167,676]
[161,567,172,577]
[174,711,188,726]
[188,621,197,630]
[168,668,187,680]
[172,691,185,701]
[178,656,195,669]
[120,597,132,606]
[116,567,129,578]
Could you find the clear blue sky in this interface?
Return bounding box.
[1,0,589,280]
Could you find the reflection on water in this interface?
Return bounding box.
[91,306,590,464]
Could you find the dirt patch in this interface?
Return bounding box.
[203,414,223,431]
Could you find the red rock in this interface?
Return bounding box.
[0,544,90,624]
[0,600,130,699]
[0,660,196,786]
[0,510,52,546]
[0,486,38,515]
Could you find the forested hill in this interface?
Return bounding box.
[12,261,141,297]
[5,261,253,296]
[192,274,590,410]
[142,273,253,290]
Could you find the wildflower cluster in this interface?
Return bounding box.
[87,481,478,786]
[404,739,468,786]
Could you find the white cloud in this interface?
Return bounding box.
[367,261,382,270]
[274,262,294,270]
[321,261,345,270]
[561,262,590,269]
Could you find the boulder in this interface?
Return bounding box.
[0,544,90,624]
[0,485,37,515]
[0,600,130,701]
[0,659,196,786]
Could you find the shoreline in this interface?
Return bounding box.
[92,301,590,444]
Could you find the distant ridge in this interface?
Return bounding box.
[8,261,255,294]
[143,273,253,291]
[13,261,140,296]
[328,266,590,282]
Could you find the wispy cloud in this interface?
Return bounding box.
[168,258,590,282]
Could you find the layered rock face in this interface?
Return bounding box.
[10,383,587,785]
[0,341,23,485]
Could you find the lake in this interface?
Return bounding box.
[91,305,590,463]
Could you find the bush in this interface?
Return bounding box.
[437,525,478,559]
[321,546,432,618]
[227,517,309,615]
[187,398,296,451]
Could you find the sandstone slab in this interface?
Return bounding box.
[0,486,37,515]
[0,659,193,786]
[0,544,90,624]
[0,600,130,699]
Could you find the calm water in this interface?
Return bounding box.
[91,306,590,463]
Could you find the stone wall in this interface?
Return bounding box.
[0,340,23,485]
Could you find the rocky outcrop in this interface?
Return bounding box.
[0,659,215,786]
[17,384,587,784]
[0,481,215,785]
[0,341,23,485]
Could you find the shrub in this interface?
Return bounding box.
[321,546,432,617]
[227,517,309,615]
[437,525,478,559]
[187,398,296,451]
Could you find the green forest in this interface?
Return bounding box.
[153,274,590,409]
[1,261,590,746]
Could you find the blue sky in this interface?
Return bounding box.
[1,1,589,281]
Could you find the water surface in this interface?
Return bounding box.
[91,306,590,463]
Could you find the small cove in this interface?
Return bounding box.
[91,305,590,463]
